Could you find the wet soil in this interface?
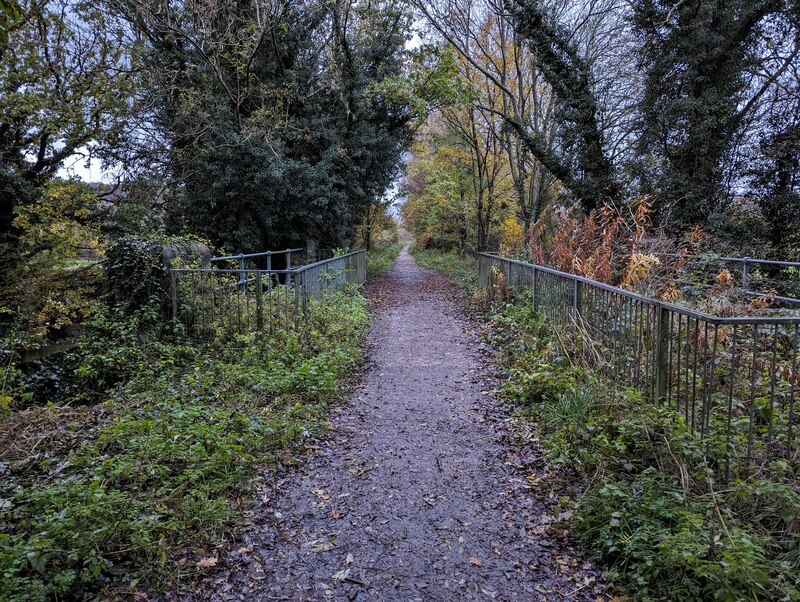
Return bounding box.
[204,249,605,601]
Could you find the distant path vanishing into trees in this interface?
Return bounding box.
[201,248,605,601]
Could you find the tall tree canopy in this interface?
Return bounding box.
[502,0,619,211]
[116,0,415,252]
[633,0,794,230]
[0,0,133,269]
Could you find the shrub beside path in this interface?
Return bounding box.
[202,248,606,600]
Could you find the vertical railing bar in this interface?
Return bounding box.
[702,323,718,442]
[690,319,700,433]
[629,297,636,382]
[787,324,798,458]
[622,294,629,379]
[634,299,642,387]
[189,272,196,334]
[285,270,290,331]
[236,276,242,336]
[607,289,614,382]
[246,270,252,332]
[170,270,178,321]
[629,297,636,381]
[746,324,759,469]
[655,304,669,404]
[644,303,651,396]
[699,321,709,438]
[611,291,618,384]
[295,270,301,330]
[256,271,264,332]
[766,323,779,461]
[650,304,658,398]
[604,291,611,382]
[725,326,738,483]
[667,310,675,408]
[204,272,211,343]
[684,316,692,426]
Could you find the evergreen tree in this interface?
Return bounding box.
[123,0,413,252]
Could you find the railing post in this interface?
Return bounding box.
[742,257,750,294]
[573,279,582,320]
[294,269,301,329]
[238,254,246,292]
[654,303,670,403]
[532,265,538,312]
[286,249,292,270]
[170,270,178,320]
[255,271,264,331]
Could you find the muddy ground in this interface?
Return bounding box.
[199,248,606,601]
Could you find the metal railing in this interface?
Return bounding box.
[480,253,800,478]
[720,256,800,304]
[210,248,303,291]
[170,250,366,342]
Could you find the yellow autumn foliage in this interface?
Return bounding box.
[499,216,525,254]
[621,253,661,290]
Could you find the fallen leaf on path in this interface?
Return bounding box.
[332,568,350,581]
[345,553,354,565]
[312,488,331,501]
[195,557,217,569]
[238,545,253,554]
[307,540,335,552]
[469,557,482,567]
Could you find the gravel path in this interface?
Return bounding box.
[205,248,605,601]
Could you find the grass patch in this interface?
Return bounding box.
[489,298,800,601]
[366,242,403,278]
[409,247,478,292]
[0,292,368,599]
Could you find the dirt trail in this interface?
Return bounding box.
[207,248,604,601]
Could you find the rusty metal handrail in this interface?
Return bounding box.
[717,256,800,305]
[479,254,800,325]
[479,253,800,478]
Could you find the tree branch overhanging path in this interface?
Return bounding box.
[198,249,606,600]
[413,0,621,214]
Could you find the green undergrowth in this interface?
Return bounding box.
[489,299,800,601]
[409,246,478,292]
[0,291,369,599]
[366,242,403,278]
